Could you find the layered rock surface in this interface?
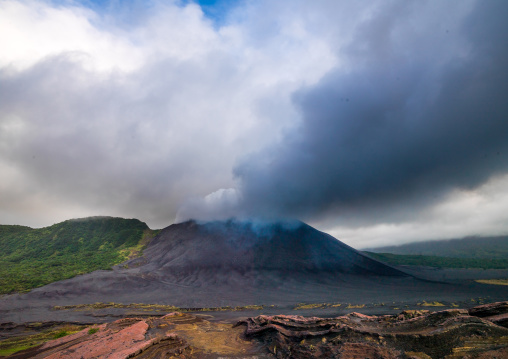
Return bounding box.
[6,313,263,359]
[237,301,508,358]
[4,302,508,358]
[7,315,190,359]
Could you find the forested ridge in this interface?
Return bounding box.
[366,236,508,259]
[364,252,508,269]
[0,217,154,294]
[364,235,508,269]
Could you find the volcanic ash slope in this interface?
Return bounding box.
[5,220,503,310]
[133,220,407,277]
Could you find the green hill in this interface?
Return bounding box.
[365,236,508,259]
[364,236,508,269]
[364,252,508,269]
[0,217,156,294]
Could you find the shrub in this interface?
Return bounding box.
[53,330,69,339]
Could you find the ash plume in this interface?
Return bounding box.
[180,1,508,226]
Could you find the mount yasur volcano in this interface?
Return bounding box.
[2,219,508,323]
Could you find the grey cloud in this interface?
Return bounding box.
[233,1,508,224]
[0,52,246,227]
[2,0,340,229]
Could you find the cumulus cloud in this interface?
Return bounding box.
[0,0,335,228]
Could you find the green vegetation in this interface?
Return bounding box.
[52,302,268,312]
[418,301,445,307]
[0,217,156,294]
[293,302,343,310]
[346,303,365,309]
[0,325,84,356]
[364,252,508,269]
[293,302,368,310]
[366,236,508,259]
[52,330,70,339]
[475,279,508,286]
[87,328,99,335]
[294,303,327,310]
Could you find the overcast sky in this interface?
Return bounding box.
[1,0,507,248]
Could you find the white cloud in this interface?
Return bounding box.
[0,0,337,228]
[0,0,144,72]
[176,187,241,223]
[326,174,508,249]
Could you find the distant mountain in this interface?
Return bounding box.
[366,236,508,259]
[0,216,154,294]
[363,252,508,269]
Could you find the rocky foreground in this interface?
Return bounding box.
[239,301,508,358]
[2,302,508,358]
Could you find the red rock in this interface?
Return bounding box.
[10,317,190,359]
[43,320,154,359]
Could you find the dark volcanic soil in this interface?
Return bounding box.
[1,220,508,324]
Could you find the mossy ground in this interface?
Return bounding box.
[476,279,508,286]
[0,325,85,356]
[418,301,446,307]
[53,302,268,313]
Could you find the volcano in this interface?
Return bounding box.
[129,220,406,278]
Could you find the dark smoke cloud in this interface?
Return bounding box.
[233,1,508,224]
